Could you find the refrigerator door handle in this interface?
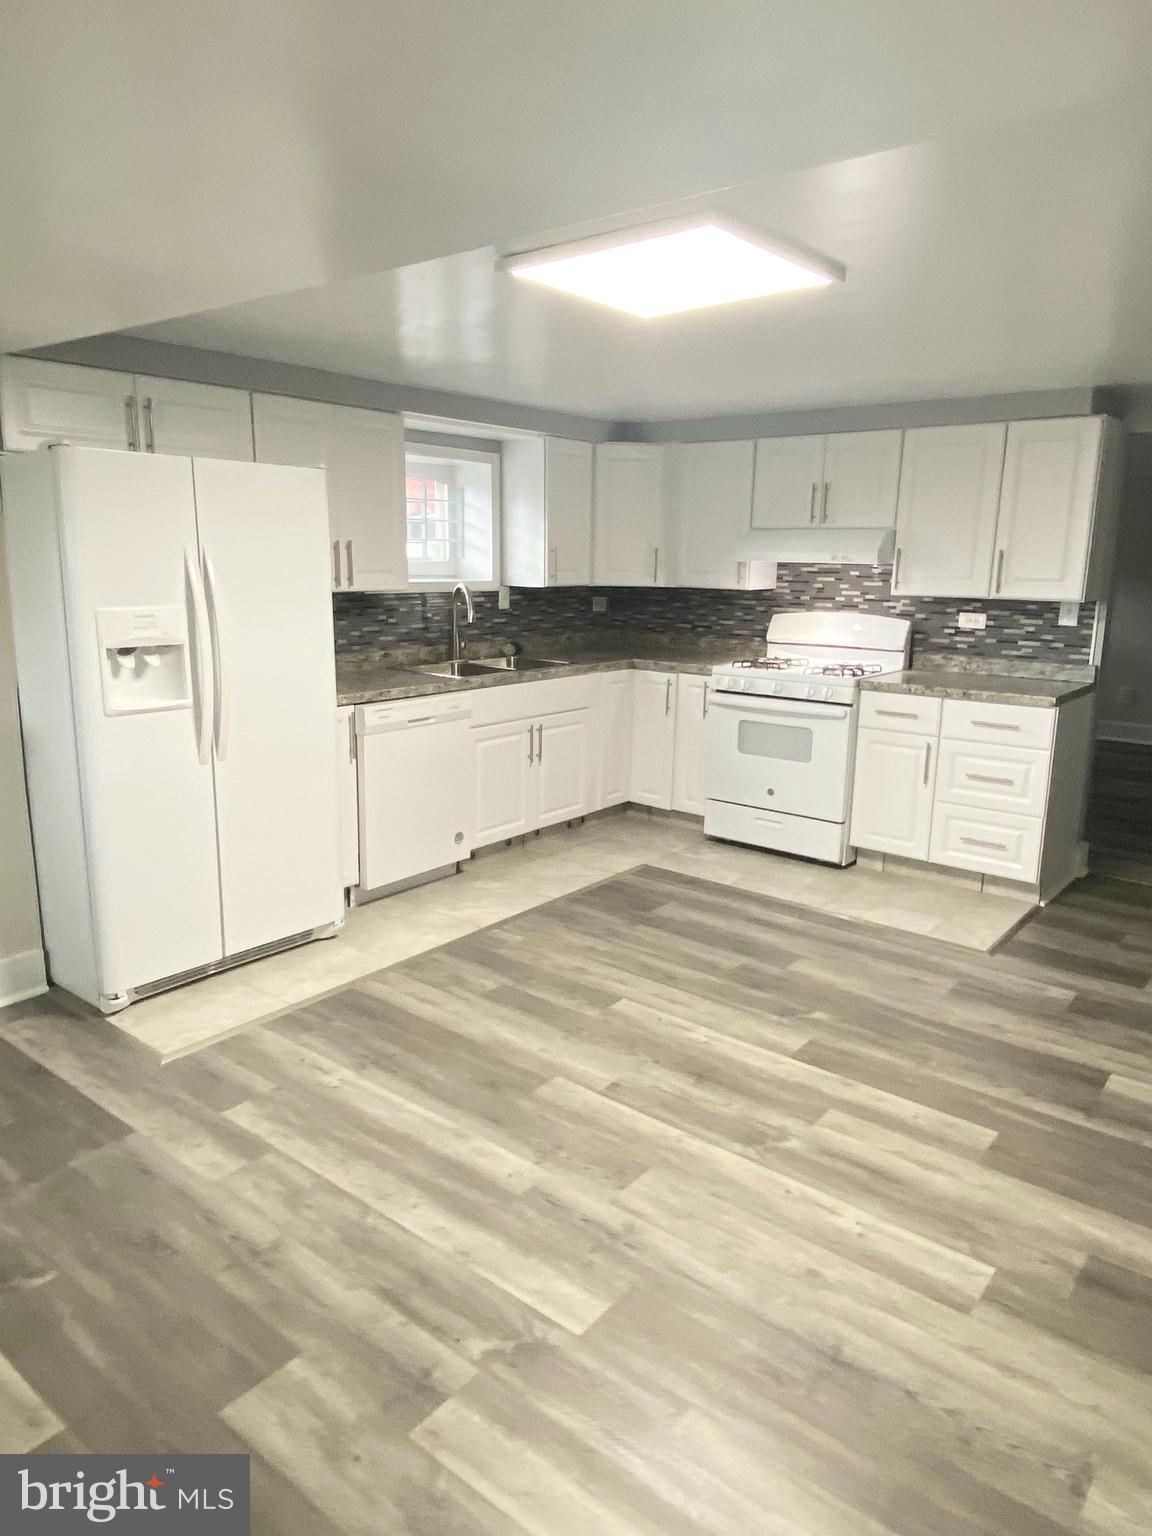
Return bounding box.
[202,552,230,762]
[185,549,215,766]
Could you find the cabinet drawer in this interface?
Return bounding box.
[859,692,941,736]
[929,803,1042,883]
[935,740,1050,817]
[941,698,1055,750]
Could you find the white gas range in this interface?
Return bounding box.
[703,612,911,866]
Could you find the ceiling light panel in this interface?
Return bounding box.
[502,218,844,319]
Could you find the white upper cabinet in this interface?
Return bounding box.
[668,439,757,589]
[0,358,252,460]
[593,443,665,585]
[253,393,408,592]
[821,430,903,528]
[1,358,134,450]
[751,435,826,529]
[503,436,593,586]
[892,423,1006,598]
[134,376,253,460]
[993,417,1106,602]
[752,430,901,530]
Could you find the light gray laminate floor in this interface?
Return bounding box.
[2,862,1150,1534]
[112,811,1036,1060]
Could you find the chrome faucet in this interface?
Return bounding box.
[450,582,475,660]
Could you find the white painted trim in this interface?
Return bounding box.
[0,947,48,1007]
[1096,720,1152,745]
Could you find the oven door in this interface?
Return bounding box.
[704,691,856,822]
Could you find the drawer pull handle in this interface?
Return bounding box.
[875,708,919,719]
[966,773,1015,786]
[960,835,1008,851]
[971,720,1021,731]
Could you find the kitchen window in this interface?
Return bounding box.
[404,444,500,586]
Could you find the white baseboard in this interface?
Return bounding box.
[1097,721,1152,745]
[0,947,48,1008]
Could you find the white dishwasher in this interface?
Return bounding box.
[356,696,474,894]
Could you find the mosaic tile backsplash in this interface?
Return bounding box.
[333,566,1096,667]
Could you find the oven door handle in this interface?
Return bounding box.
[708,695,850,723]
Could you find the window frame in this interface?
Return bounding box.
[403,441,502,592]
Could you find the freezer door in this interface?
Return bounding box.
[192,457,341,954]
[56,448,224,994]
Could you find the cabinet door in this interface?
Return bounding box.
[599,670,634,809]
[135,376,254,460]
[0,357,132,451]
[336,708,359,893]
[751,435,826,529]
[892,423,1006,597]
[546,439,594,585]
[536,709,591,827]
[669,440,755,588]
[254,394,344,589]
[473,719,536,845]
[593,444,665,585]
[327,407,409,592]
[630,671,677,809]
[994,417,1103,601]
[849,727,937,859]
[671,675,709,815]
[821,430,903,528]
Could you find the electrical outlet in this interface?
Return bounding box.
[498,586,511,611]
[592,594,608,615]
[957,611,987,631]
[1058,601,1079,626]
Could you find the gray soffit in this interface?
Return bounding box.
[616,387,1116,442]
[21,335,1136,443]
[23,335,618,444]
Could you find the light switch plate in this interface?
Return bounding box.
[498,586,511,611]
[1058,601,1079,626]
[957,611,988,631]
[592,594,608,614]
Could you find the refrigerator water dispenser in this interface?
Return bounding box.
[96,605,192,715]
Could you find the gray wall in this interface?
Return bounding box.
[1097,433,1152,740]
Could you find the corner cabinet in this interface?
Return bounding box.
[593,444,666,585]
[253,394,408,592]
[892,415,1122,602]
[667,439,764,589]
[503,436,593,586]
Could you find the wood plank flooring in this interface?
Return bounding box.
[3,864,1152,1534]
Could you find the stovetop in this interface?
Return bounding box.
[711,651,906,704]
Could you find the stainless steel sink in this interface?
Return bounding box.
[475,656,572,671]
[411,660,496,678]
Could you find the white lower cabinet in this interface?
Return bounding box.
[630,671,678,809]
[472,690,592,847]
[851,691,1094,896]
[671,674,709,815]
[473,718,537,843]
[598,671,634,808]
[850,728,937,859]
[536,710,592,826]
[336,707,359,893]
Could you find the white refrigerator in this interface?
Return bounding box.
[2,445,342,1012]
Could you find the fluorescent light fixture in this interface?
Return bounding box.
[499,215,844,319]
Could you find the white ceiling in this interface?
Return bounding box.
[5,1,1152,419]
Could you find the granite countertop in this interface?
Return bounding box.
[860,670,1095,708]
[335,650,725,706]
